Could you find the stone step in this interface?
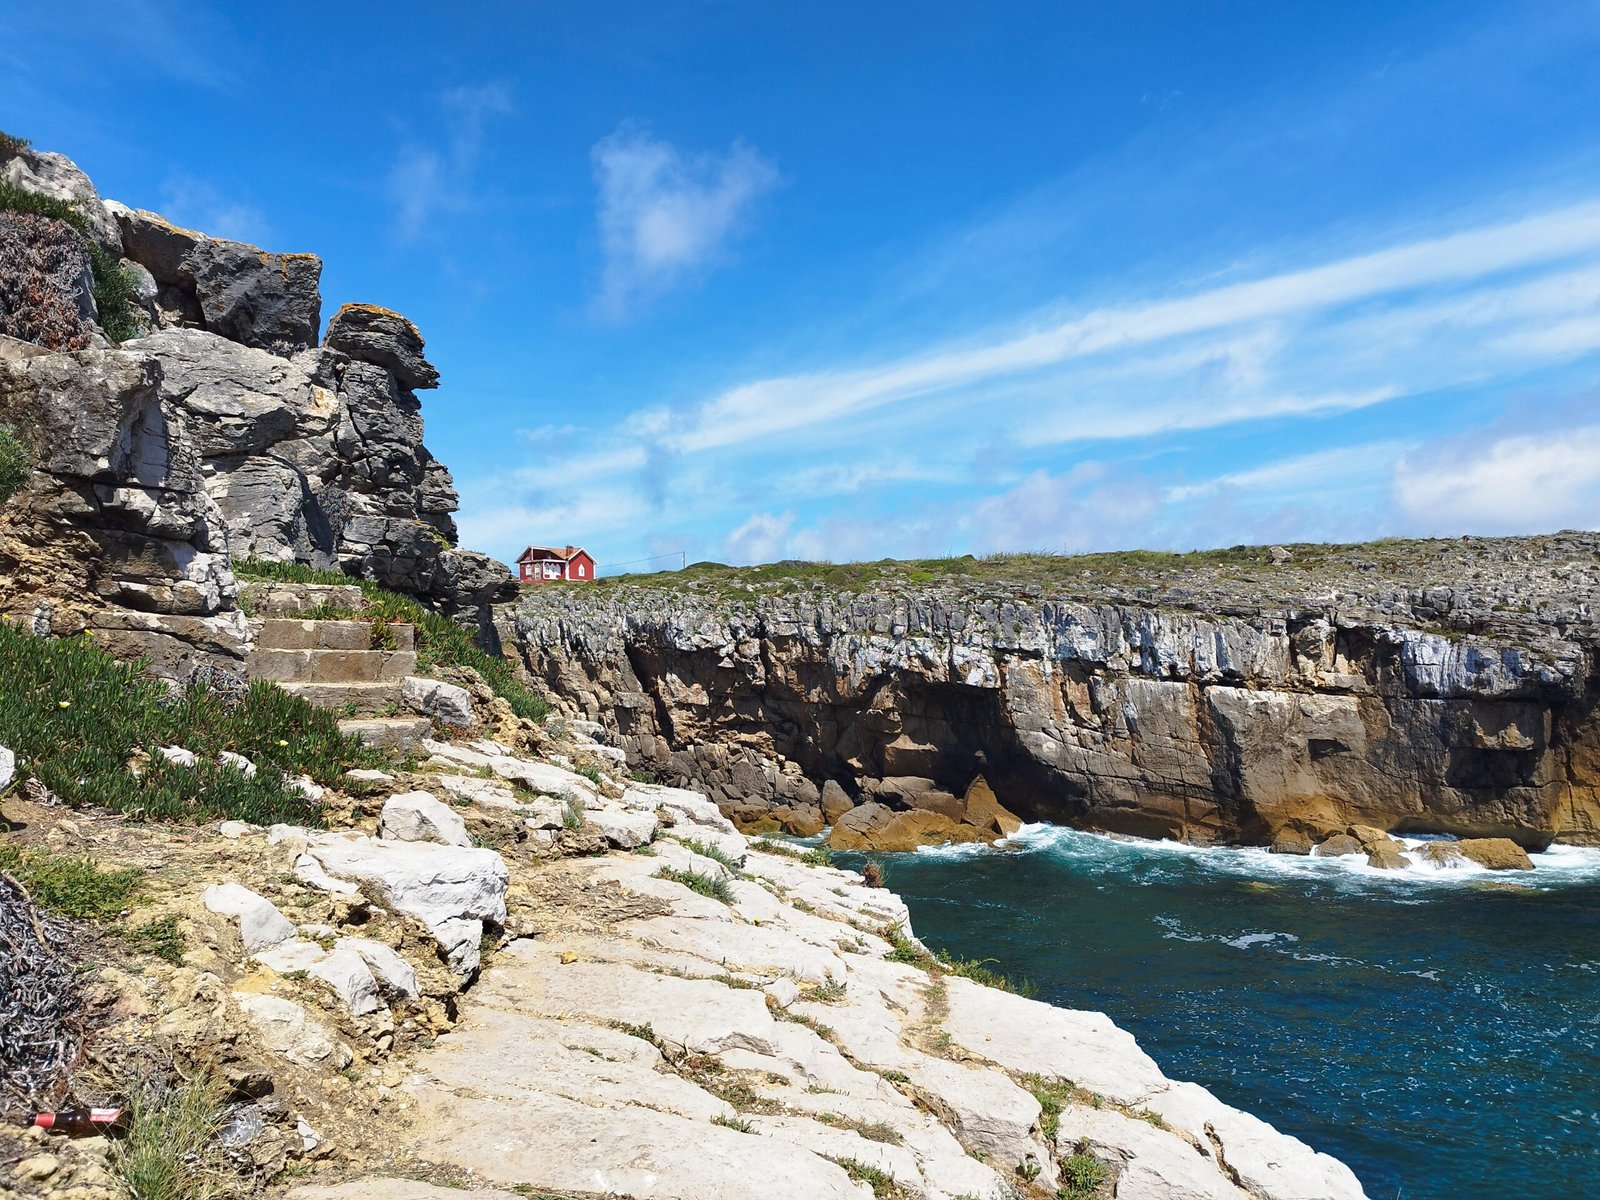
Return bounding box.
[339,716,432,752]
[248,647,418,685]
[277,680,406,715]
[241,581,366,618]
[255,618,416,652]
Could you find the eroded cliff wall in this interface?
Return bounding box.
[0,143,513,672]
[516,536,1600,848]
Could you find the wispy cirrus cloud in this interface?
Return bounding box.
[459,194,1600,567]
[591,127,779,319]
[388,83,514,242]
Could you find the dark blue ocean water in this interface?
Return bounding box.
[832,829,1600,1200]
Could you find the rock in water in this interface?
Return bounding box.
[1455,837,1535,870]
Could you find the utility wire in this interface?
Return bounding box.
[599,550,687,571]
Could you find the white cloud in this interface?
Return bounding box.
[388,82,514,241]
[1394,426,1600,533]
[650,201,1600,454]
[158,175,270,244]
[723,511,795,564]
[592,127,779,318]
[1167,440,1413,502]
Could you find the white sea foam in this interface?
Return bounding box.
[984,823,1600,893]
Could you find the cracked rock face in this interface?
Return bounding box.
[0,334,247,671]
[516,535,1600,848]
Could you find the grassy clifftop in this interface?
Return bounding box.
[557,531,1600,625]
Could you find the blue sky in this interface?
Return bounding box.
[9,2,1600,571]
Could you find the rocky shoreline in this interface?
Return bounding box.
[515,536,1600,853]
[0,716,1371,1200]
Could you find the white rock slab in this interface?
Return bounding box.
[1057,1103,1240,1200]
[403,676,476,727]
[1143,1080,1369,1200]
[234,993,351,1069]
[379,791,472,847]
[420,739,598,801]
[910,1055,1050,1186]
[339,936,420,1000]
[408,1086,864,1200]
[942,975,1169,1106]
[627,915,847,984]
[306,944,383,1016]
[586,804,658,848]
[623,781,736,832]
[291,852,359,896]
[0,744,13,794]
[202,883,295,953]
[423,1006,733,1122]
[300,834,507,973]
[429,773,520,809]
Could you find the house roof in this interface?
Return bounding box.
[517,544,591,563]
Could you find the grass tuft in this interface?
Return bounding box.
[752,838,833,867]
[1021,1073,1075,1143]
[120,915,186,963]
[1059,1151,1108,1199]
[0,843,140,919]
[832,1158,906,1198]
[681,836,739,869]
[933,947,1038,997]
[659,866,735,904]
[712,1113,754,1133]
[111,1075,227,1200]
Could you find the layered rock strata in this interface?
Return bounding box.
[0,145,513,665]
[516,534,1600,848]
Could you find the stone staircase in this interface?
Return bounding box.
[242,582,431,750]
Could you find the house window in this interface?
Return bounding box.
[575,563,585,578]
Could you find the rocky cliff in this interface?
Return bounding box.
[516,534,1600,849]
[0,141,513,673]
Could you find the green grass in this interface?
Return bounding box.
[0,424,26,505]
[0,130,29,159]
[120,915,186,964]
[0,843,140,919]
[681,836,740,869]
[0,623,378,825]
[235,558,550,722]
[712,1113,754,1133]
[810,978,848,1003]
[621,1022,656,1043]
[933,948,1038,998]
[1059,1151,1107,1199]
[659,866,735,904]
[111,1076,227,1200]
[1021,1073,1075,1143]
[881,924,933,968]
[752,838,833,867]
[0,180,138,343]
[832,1158,905,1198]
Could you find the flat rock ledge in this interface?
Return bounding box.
[269,755,1367,1199]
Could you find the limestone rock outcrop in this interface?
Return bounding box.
[107,203,320,355]
[0,335,248,671]
[517,534,1600,848]
[0,144,515,663]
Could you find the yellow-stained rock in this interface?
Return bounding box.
[962,776,1023,837]
[1456,838,1534,870]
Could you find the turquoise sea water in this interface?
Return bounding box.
[832,829,1600,1200]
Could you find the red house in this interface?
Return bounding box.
[517,544,597,584]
